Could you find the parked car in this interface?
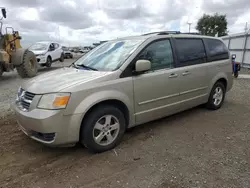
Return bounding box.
[62,46,73,59]
[14,32,233,153]
[29,41,64,67]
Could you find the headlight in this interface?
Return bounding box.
[37,53,46,56]
[16,87,23,101]
[37,93,71,110]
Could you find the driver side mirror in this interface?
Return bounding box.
[1,8,6,18]
[135,60,151,73]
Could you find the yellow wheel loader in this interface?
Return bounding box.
[0,8,38,78]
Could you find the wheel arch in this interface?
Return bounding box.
[209,73,228,93]
[47,55,52,60]
[79,99,130,142]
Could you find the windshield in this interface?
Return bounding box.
[29,43,48,51]
[73,39,143,71]
[62,46,68,51]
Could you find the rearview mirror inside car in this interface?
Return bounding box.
[135,60,151,73]
[1,8,6,18]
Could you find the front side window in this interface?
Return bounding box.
[73,39,144,71]
[138,39,174,70]
[175,38,206,66]
[53,43,59,49]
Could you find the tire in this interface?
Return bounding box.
[16,50,38,78]
[206,82,226,110]
[0,63,3,77]
[59,53,64,62]
[80,105,126,153]
[70,55,73,59]
[46,56,52,68]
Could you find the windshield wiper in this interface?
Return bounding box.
[71,63,98,71]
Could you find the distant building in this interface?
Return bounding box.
[221,32,250,68]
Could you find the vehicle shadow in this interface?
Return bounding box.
[0,72,19,83]
[124,106,205,140]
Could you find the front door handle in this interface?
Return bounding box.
[169,73,178,78]
[182,71,190,76]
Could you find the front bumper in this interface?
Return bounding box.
[13,104,82,146]
[36,56,46,64]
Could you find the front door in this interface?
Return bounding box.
[53,43,61,60]
[133,39,184,125]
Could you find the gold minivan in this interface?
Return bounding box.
[13,32,233,153]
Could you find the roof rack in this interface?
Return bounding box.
[142,31,201,36]
[181,32,201,35]
[142,31,181,36]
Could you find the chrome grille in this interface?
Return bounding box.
[17,88,36,111]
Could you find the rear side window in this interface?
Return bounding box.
[175,38,206,66]
[205,38,229,61]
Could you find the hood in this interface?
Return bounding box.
[22,67,110,94]
[64,50,71,53]
[30,50,47,55]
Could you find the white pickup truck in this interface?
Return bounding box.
[29,41,64,67]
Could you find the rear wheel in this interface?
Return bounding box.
[206,82,226,110]
[16,50,38,78]
[80,105,126,153]
[46,57,52,67]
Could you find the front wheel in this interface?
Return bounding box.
[206,82,226,110]
[80,105,126,153]
[59,53,64,62]
[46,57,52,68]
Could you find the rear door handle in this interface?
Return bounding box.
[182,71,190,76]
[169,73,178,78]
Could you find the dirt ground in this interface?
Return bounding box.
[0,61,250,188]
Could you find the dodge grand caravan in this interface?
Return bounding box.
[13,31,233,153]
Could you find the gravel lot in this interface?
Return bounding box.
[0,60,250,188]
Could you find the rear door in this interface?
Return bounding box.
[203,38,231,89]
[173,37,210,108]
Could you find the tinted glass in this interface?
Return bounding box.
[175,38,206,66]
[205,38,229,61]
[138,40,174,70]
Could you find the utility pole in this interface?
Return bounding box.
[187,22,192,33]
[244,22,248,33]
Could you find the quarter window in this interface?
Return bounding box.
[205,38,229,61]
[138,39,174,70]
[175,38,206,66]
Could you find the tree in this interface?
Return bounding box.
[196,13,228,37]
